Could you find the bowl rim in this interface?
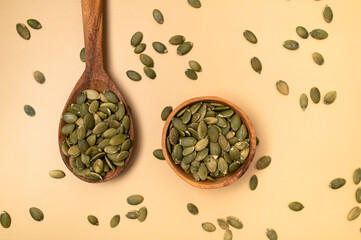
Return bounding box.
[161,96,256,189]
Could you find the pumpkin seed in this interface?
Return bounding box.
[49,170,65,179]
[348,206,361,221]
[153,9,164,24]
[0,211,11,228]
[104,90,119,103]
[27,19,42,29]
[126,211,139,219]
[312,52,324,65]
[139,54,154,67]
[296,26,309,39]
[80,47,86,62]
[138,207,147,222]
[257,156,271,170]
[143,67,156,80]
[217,218,229,230]
[84,172,102,182]
[24,105,36,117]
[310,29,328,40]
[288,201,304,211]
[127,194,144,205]
[276,80,289,95]
[187,203,199,215]
[110,215,120,228]
[356,188,361,203]
[177,42,193,55]
[324,91,337,104]
[323,5,333,23]
[224,229,233,240]
[134,43,146,54]
[202,222,216,232]
[188,0,201,8]
[300,94,308,111]
[153,149,165,160]
[250,175,258,190]
[169,35,185,45]
[185,69,198,80]
[16,23,30,40]
[283,40,299,50]
[227,216,243,229]
[353,168,361,184]
[152,41,168,53]
[329,178,346,189]
[33,70,45,84]
[189,60,202,72]
[29,207,44,221]
[87,215,99,226]
[251,57,262,74]
[243,30,257,43]
[310,87,321,103]
[266,228,278,240]
[131,31,143,47]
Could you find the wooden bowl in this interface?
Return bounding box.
[161,96,256,189]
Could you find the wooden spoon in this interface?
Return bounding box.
[162,96,256,189]
[58,0,134,183]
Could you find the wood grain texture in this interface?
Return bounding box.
[57,0,134,183]
[162,96,256,189]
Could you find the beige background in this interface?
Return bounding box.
[1,0,361,239]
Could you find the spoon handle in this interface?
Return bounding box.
[81,0,104,74]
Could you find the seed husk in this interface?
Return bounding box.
[283,40,299,50]
[202,222,216,232]
[250,175,258,190]
[312,52,324,65]
[356,188,361,203]
[126,70,142,81]
[177,42,193,55]
[87,215,99,226]
[138,207,147,222]
[300,93,308,111]
[189,60,202,72]
[224,229,233,240]
[296,26,309,39]
[152,41,168,53]
[127,194,144,205]
[153,9,164,24]
[266,228,278,240]
[276,80,289,95]
[29,207,44,221]
[324,91,337,104]
[251,57,262,74]
[353,168,361,184]
[131,31,143,47]
[227,216,243,229]
[185,69,198,80]
[288,201,304,211]
[24,105,36,117]
[110,215,120,228]
[144,67,156,79]
[153,149,165,160]
[329,178,346,189]
[243,30,257,43]
[33,70,45,84]
[217,218,229,230]
[257,156,271,170]
[0,211,11,228]
[310,87,321,104]
[348,206,361,221]
[310,29,328,40]
[187,203,199,215]
[323,5,333,23]
[80,47,86,62]
[27,19,42,29]
[139,54,154,67]
[16,23,30,40]
[188,0,201,8]
[161,106,173,121]
[169,35,185,45]
[134,43,146,54]
[49,170,65,179]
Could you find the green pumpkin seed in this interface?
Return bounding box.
[323,5,333,23]
[80,47,86,62]
[93,122,108,135]
[356,188,361,203]
[187,203,199,215]
[276,80,289,95]
[283,40,299,50]
[236,124,248,141]
[153,9,164,24]
[126,211,139,219]
[227,216,242,229]
[189,60,202,72]
[250,175,258,190]
[257,156,271,170]
[288,201,304,211]
[310,29,328,40]
[180,137,197,147]
[84,89,100,100]
[0,211,11,228]
[177,42,193,55]
[234,141,249,151]
[251,57,262,74]
[300,93,308,111]
[230,114,241,131]
[353,168,361,184]
[24,105,36,117]
[161,106,173,121]
[256,136,259,145]
[27,19,42,29]
[144,67,156,79]
[104,90,119,103]
[243,30,257,43]
[169,35,185,45]
[121,139,133,151]
[172,118,188,131]
[266,228,278,240]
[62,112,77,123]
[87,215,99,226]
[84,172,103,182]
[33,70,45,84]
[29,207,44,221]
[138,207,147,222]
[153,149,165,160]
[202,222,216,232]
[329,178,346,189]
[131,31,143,47]
[139,54,154,67]
[218,109,234,118]
[224,229,233,240]
[324,91,337,104]
[126,70,142,81]
[296,26,309,39]
[198,163,208,180]
[127,194,144,205]
[134,43,146,54]
[152,41,167,53]
[217,218,229,230]
[348,206,361,221]
[49,170,65,179]
[312,52,324,65]
[228,161,241,173]
[310,87,321,104]
[188,0,201,8]
[16,23,30,40]
[110,215,120,228]
[185,69,198,80]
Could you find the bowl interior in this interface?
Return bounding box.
[162,96,256,189]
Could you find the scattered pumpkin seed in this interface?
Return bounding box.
[0,211,11,228]
[161,106,173,121]
[189,60,202,72]
[188,0,201,8]
[127,194,144,205]
[138,207,147,222]
[33,70,45,84]
[153,149,165,160]
[310,87,321,103]
[251,57,262,74]
[131,31,143,47]
[329,178,346,189]
[323,5,333,23]
[249,175,258,190]
[134,43,146,54]
[24,105,36,117]
[169,35,185,45]
[177,42,193,55]
[217,218,229,230]
[87,215,99,225]
[49,170,65,179]
[224,229,233,240]
[16,23,30,40]
[29,207,44,221]
[296,26,309,39]
[312,52,324,65]
[243,30,257,43]
[276,80,289,95]
[126,70,142,81]
[143,67,156,79]
[356,188,361,203]
[256,136,259,145]
[110,214,120,228]
[348,206,361,221]
[257,156,271,170]
[353,168,361,184]
[185,69,198,80]
[324,91,337,104]
[187,203,199,215]
[202,222,216,232]
[300,94,308,111]
[80,47,85,62]
[27,19,42,29]
[153,9,164,24]
[126,211,139,219]
[266,228,278,240]
[139,54,154,67]
[310,29,328,40]
[288,201,304,211]
[152,41,168,53]
[227,216,243,229]
[283,40,299,50]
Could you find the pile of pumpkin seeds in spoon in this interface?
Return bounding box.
[60,89,132,182]
[166,101,250,181]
